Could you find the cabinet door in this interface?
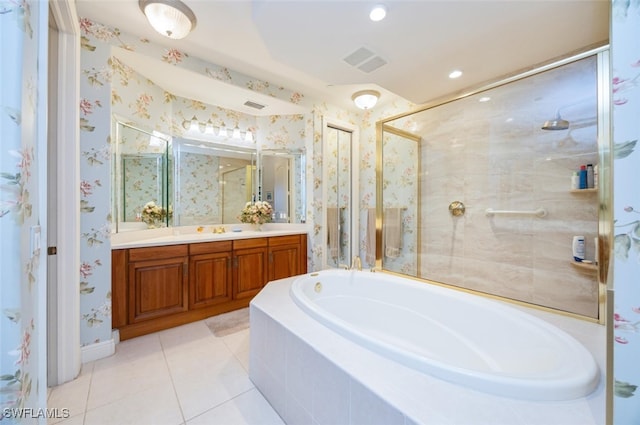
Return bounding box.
[233,246,268,299]
[269,243,301,281]
[128,256,188,323]
[190,251,232,309]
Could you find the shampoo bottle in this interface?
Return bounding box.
[587,164,594,189]
[573,236,585,262]
[579,165,587,189]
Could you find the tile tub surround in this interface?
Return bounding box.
[249,274,606,425]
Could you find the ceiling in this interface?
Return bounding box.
[74,0,609,113]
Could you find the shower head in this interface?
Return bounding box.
[541,113,569,130]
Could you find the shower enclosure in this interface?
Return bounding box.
[377,48,610,321]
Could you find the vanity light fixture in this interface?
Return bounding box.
[369,4,387,21]
[188,115,199,132]
[352,90,380,110]
[204,119,215,135]
[183,117,256,141]
[139,0,197,40]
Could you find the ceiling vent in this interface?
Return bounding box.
[244,100,266,110]
[343,47,387,73]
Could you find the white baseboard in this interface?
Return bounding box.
[81,338,115,363]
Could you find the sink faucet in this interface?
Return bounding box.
[351,256,362,271]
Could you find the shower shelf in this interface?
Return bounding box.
[570,188,597,193]
[570,261,598,272]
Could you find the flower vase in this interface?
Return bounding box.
[252,223,263,232]
[146,219,162,229]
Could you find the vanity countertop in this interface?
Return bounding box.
[111,223,310,249]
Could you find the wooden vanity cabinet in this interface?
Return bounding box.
[112,233,307,340]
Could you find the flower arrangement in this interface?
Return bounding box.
[140,201,168,228]
[238,201,273,226]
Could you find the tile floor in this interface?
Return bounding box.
[47,319,284,425]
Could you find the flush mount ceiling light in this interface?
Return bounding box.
[369,4,387,21]
[352,90,380,110]
[139,0,197,39]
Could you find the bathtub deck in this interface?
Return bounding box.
[249,274,606,425]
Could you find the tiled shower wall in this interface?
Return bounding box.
[386,55,600,318]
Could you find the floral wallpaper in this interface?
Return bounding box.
[611,1,640,422]
[0,0,46,419]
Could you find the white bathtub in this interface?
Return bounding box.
[289,269,599,401]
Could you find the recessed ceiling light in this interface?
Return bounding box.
[448,70,463,79]
[479,96,491,102]
[369,5,387,21]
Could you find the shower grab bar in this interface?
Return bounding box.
[485,207,547,218]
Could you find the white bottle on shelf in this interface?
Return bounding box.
[572,236,585,262]
[571,172,580,190]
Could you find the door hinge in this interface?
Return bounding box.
[47,246,57,255]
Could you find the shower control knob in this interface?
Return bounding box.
[448,201,466,217]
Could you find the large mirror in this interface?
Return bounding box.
[113,120,171,231]
[260,149,306,224]
[112,117,306,232]
[173,139,257,226]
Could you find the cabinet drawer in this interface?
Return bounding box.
[233,237,268,250]
[268,234,302,247]
[189,241,233,255]
[128,244,188,262]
